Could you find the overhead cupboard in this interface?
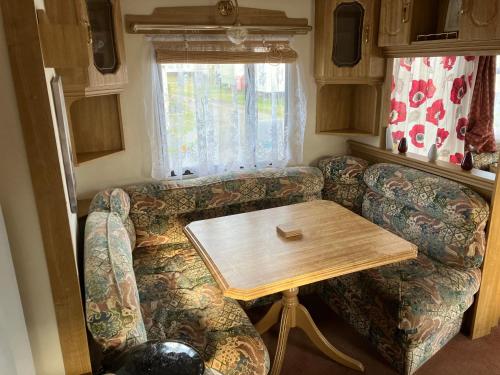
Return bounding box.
[38,0,127,164]
[314,0,385,136]
[379,0,500,53]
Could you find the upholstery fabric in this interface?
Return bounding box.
[318,156,369,213]
[321,275,464,375]
[133,243,270,375]
[124,167,323,248]
[86,167,324,374]
[363,163,489,269]
[89,189,137,250]
[84,211,147,355]
[319,159,489,374]
[472,151,499,171]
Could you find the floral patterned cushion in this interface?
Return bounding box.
[360,254,480,337]
[318,156,369,213]
[472,151,499,171]
[363,165,489,269]
[89,188,137,250]
[133,243,270,375]
[123,167,323,248]
[84,211,147,355]
[364,163,489,228]
[363,189,487,269]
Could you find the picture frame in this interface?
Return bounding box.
[51,75,77,214]
[444,0,462,32]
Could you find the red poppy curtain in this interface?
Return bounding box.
[389,57,478,164]
[466,56,497,153]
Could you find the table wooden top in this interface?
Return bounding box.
[184,200,418,301]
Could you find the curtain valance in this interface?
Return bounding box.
[153,38,297,64]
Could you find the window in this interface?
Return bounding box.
[388,56,477,164]
[494,55,500,142]
[151,61,304,179]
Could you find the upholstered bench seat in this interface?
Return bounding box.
[133,242,269,375]
[85,166,324,375]
[318,156,489,375]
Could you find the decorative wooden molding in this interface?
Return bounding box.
[125,6,312,35]
[347,141,495,199]
[382,40,500,58]
[0,0,92,373]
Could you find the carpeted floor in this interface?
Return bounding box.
[248,296,500,375]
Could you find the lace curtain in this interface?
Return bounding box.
[389,57,478,164]
[147,37,306,180]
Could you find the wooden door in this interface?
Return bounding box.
[459,0,500,41]
[315,0,384,83]
[378,0,412,46]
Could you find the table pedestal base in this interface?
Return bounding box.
[255,288,364,375]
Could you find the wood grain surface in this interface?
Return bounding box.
[185,200,417,301]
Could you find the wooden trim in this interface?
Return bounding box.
[0,1,91,374]
[472,173,500,338]
[126,6,311,35]
[382,40,500,57]
[156,49,297,64]
[347,141,495,199]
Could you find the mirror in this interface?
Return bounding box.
[87,0,118,74]
[332,2,364,67]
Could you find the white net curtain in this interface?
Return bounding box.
[147,35,306,180]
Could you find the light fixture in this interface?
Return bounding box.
[218,0,248,45]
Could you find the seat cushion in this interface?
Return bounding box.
[328,253,480,346]
[132,243,270,375]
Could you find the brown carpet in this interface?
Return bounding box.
[248,296,500,375]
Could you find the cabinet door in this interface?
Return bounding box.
[460,0,500,41]
[315,0,384,83]
[378,0,412,46]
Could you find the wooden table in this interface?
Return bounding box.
[184,200,417,374]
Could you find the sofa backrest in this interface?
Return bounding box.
[320,156,490,270]
[318,156,369,214]
[363,163,489,269]
[85,189,147,355]
[107,167,324,248]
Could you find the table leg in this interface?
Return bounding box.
[256,288,364,375]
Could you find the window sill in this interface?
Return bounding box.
[347,140,496,199]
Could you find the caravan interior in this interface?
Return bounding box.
[2,1,500,375]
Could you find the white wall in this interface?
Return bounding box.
[0,207,36,375]
[0,5,66,375]
[75,0,379,198]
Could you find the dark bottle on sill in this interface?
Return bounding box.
[398,137,408,154]
[461,151,474,171]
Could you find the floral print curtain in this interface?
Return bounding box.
[389,57,478,164]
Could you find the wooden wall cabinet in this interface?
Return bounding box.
[459,0,500,41]
[39,0,127,97]
[67,95,125,165]
[379,0,500,54]
[315,0,385,84]
[378,0,412,47]
[314,0,384,136]
[38,0,127,164]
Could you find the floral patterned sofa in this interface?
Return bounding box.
[84,167,324,375]
[317,156,490,375]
